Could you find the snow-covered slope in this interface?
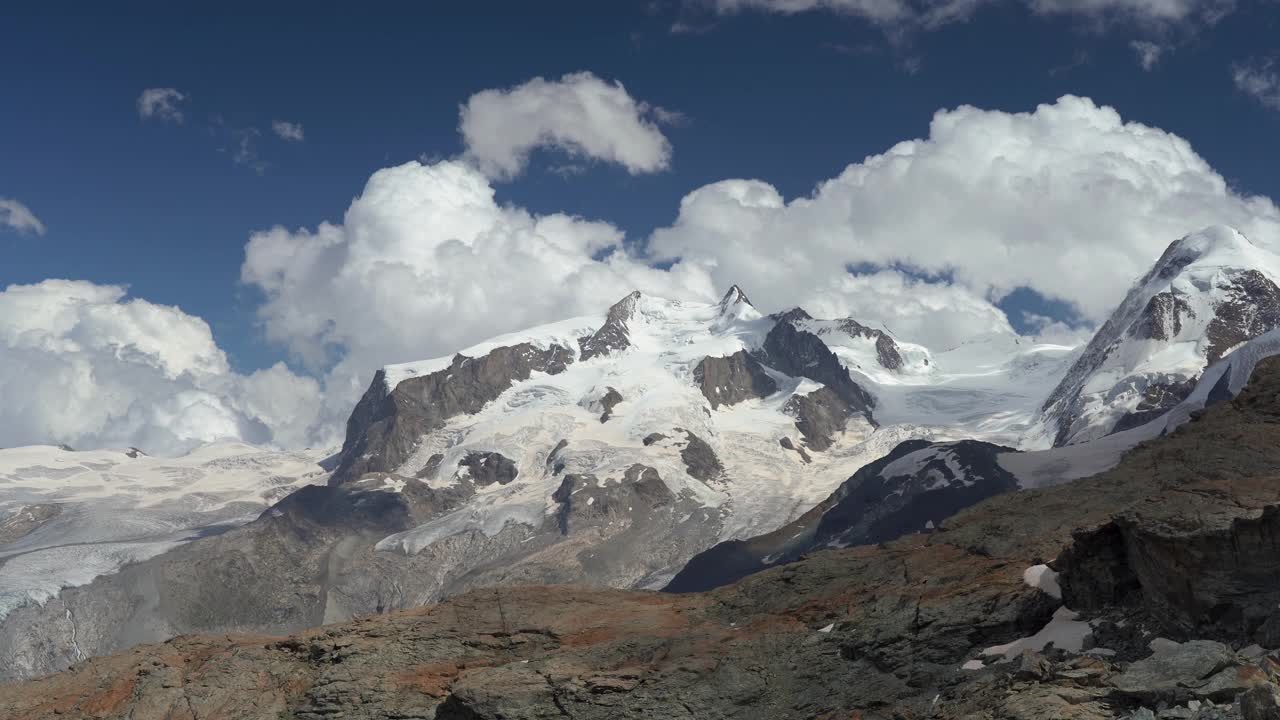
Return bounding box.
[0,443,326,618]
[333,286,1074,590]
[1040,226,1280,446]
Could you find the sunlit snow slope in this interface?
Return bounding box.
[0,444,327,617]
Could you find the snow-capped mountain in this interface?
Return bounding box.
[4,224,1280,682]
[1041,225,1280,446]
[328,285,1074,580]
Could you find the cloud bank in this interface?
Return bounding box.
[649,95,1280,324]
[0,280,324,454]
[459,72,675,180]
[11,92,1280,455]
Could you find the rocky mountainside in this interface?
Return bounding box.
[12,355,1280,718]
[4,225,1280,687]
[1041,226,1280,447]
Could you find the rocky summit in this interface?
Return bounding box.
[10,353,1280,718]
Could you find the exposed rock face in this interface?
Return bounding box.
[693,350,777,410]
[782,386,850,451]
[578,291,641,361]
[1112,377,1199,433]
[678,430,723,482]
[415,452,445,479]
[553,465,675,535]
[332,344,574,485]
[457,451,518,487]
[16,357,1280,717]
[1132,292,1194,341]
[1207,270,1280,364]
[836,317,905,370]
[778,437,811,463]
[598,387,623,422]
[0,503,60,545]
[666,439,1016,593]
[759,312,875,419]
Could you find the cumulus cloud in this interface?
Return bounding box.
[272,120,305,142]
[1130,40,1166,70]
[1234,59,1280,110]
[459,71,675,180]
[799,271,1017,349]
[649,95,1280,325]
[137,87,188,124]
[241,159,713,416]
[0,280,326,455]
[0,198,45,236]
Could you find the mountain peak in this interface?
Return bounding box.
[718,285,753,309]
[1151,226,1263,281]
[1042,225,1280,446]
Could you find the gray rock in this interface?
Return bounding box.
[641,432,667,447]
[679,430,723,482]
[331,342,574,485]
[415,453,445,479]
[783,386,850,451]
[598,387,624,422]
[694,350,777,410]
[758,312,875,419]
[1238,684,1280,720]
[778,437,811,463]
[1206,270,1280,364]
[458,451,519,487]
[1109,640,1240,703]
[578,291,640,362]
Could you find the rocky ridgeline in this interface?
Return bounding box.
[11,358,1280,717]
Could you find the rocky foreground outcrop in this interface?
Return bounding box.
[12,358,1280,717]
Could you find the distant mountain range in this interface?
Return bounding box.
[3,225,1280,682]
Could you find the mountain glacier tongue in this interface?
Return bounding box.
[1041,225,1280,446]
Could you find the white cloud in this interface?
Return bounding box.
[702,0,1236,30]
[137,88,188,124]
[459,71,675,180]
[272,120,305,142]
[800,271,1017,349]
[0,198,45,236]
[649,95,1280,325]
[1130,40,1166,70]
[241,159,713,417]
[1234,59,1280,110]
[0,280,325,455]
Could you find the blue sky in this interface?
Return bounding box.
[3,1,1280,452]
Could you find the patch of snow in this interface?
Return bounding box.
[961,660,986,671]
[817,623,834,633]
[1022,564,1062,599]
[982,607,1092,661]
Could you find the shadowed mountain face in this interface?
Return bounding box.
[665,438,1018,593]
[12,358,1280,718]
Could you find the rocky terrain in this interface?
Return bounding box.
[5,225,1280,692]
[11,353,1280,718]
